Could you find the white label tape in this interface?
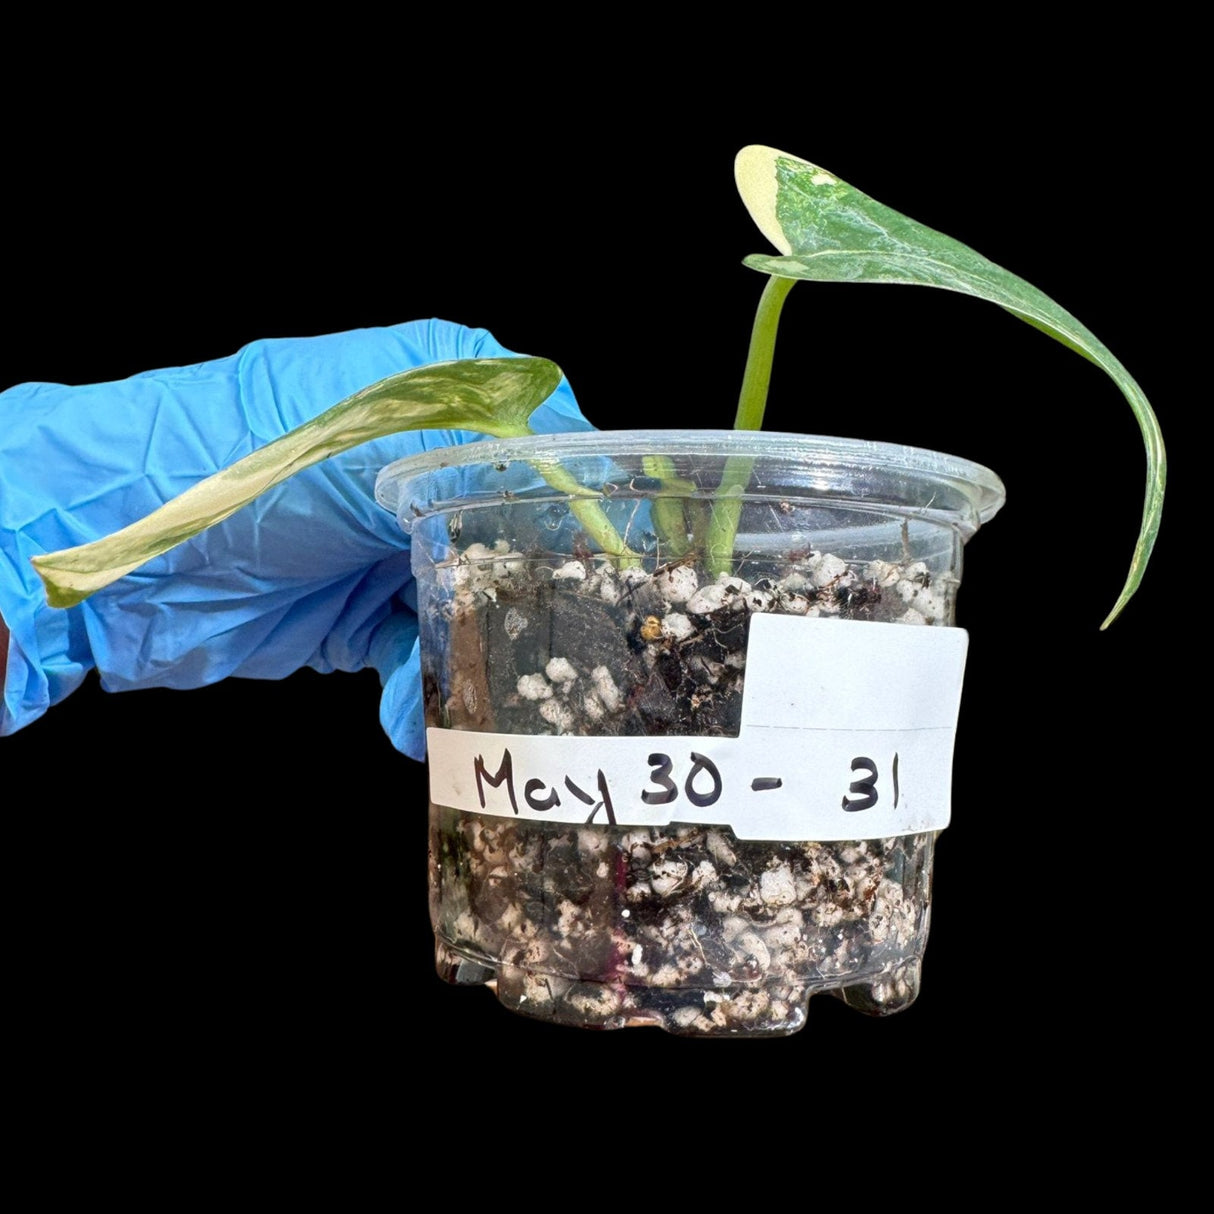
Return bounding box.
[427,615,968,840]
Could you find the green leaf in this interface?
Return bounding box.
[735,145,1165,628]
[32,357,562,608]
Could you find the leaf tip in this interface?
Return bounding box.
[1100,554,1151,630]
[1099,588,1132,632]
[30,556,90,609]
[735,146,793,256]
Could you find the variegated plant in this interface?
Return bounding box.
[33,145,1163,627]
[721,146,1164,627]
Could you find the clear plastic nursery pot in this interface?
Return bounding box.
[377,431,1005,1037]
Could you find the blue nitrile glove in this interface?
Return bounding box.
[0,319,591,756]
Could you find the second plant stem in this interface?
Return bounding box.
[706,275,797,574]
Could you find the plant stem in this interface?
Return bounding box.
[733,275,796,430]
[643,454,692,560]
[528,459,640,566]
[705,275,797,574]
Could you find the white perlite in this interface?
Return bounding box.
[545,657,579,684]
[516,673,552,700]
[759,863,797,907]
[591,665,621,712]
[660,612,695,641]
[655,563,700,605]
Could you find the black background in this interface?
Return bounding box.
[3,62,1192,1143]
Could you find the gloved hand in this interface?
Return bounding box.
[0,319,591,756]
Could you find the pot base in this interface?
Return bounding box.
[431,808,933,1038]
[435,935,923,1036]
